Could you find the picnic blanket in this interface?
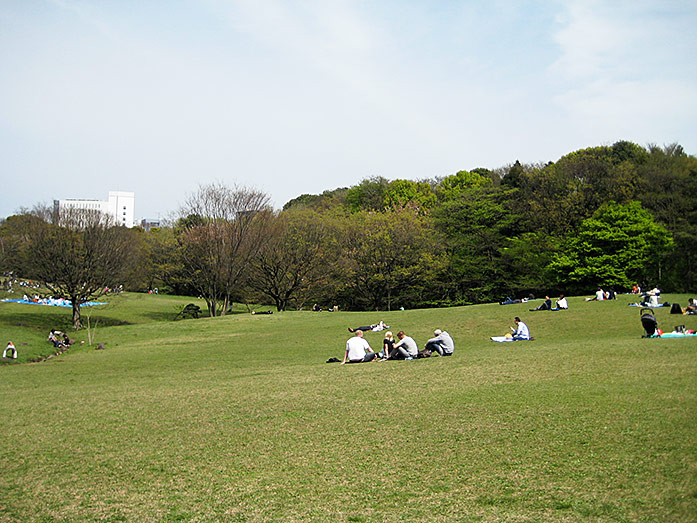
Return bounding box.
[1,298,107,307]
[628,303,667,308]
[648,333,697,339]
[490,336,514,342]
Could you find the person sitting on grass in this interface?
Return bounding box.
[3,341,17,359]
[510,317,531,340]
[420,329,454,357]
[643,286,661,307]
[341,330,377,364]
[388,331,418,360]
[378,331,395,360]
[48,330,67,349]
[530,296,552,311]
[348,320,389,333]
[685,298,697,315]
[555,294,568,310]
[586,288,605,301]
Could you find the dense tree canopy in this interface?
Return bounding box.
[549,201,673,292]
[2,140,695,314]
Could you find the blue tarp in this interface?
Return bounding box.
[1,298,107,307]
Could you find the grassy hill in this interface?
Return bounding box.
[0,292,696,521]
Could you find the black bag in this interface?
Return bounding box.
[670,303,682,314]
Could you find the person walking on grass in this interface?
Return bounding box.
[341,330,378,364]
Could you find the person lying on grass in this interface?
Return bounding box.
[48,330,68,349]
[348,320,389,333]
[341,330,378,364]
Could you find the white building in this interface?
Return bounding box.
[54,191,135,228]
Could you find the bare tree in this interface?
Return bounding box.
[246,209,335,311]
[178,182,272,316]
[23,207,132,328]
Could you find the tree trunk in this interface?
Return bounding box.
[72,300,82,329]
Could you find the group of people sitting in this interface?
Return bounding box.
[48,329,72,349]
[529,295,568,311]
[341,325,454,364]
[586,287,618,301]
[23,294,71,306]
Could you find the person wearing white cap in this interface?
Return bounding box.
[424,329,454,356]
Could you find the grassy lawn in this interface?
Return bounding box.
[0,293,696,521]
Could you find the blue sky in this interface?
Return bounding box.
[1,0,696,221]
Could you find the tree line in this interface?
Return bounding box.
[1,141,695,327]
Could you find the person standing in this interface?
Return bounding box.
[341,330,377,364]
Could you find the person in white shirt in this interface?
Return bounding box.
[3,341,17,359]
[341,330,377,364]
[556,295,568,310]
[646,287,661,307]
[510,317,531,340]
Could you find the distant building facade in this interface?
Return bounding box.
[140,218,161,232]
[54,191,135,228]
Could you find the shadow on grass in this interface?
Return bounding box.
[0,309,131,330]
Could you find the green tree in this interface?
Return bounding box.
[437,170,493,200]
[345,177,390,213]
[339,210,445,310]
[433,187,518,304]
[550,201,673,292]
[383,179,437,213]
[636,143,697,291]
[500,232,563,296]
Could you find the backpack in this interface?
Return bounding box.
[670,302,682,314]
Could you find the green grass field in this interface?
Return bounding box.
[1,293,696,522]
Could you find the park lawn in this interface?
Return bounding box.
[0,293,696,521]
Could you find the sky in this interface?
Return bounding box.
[1,0,696,221]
